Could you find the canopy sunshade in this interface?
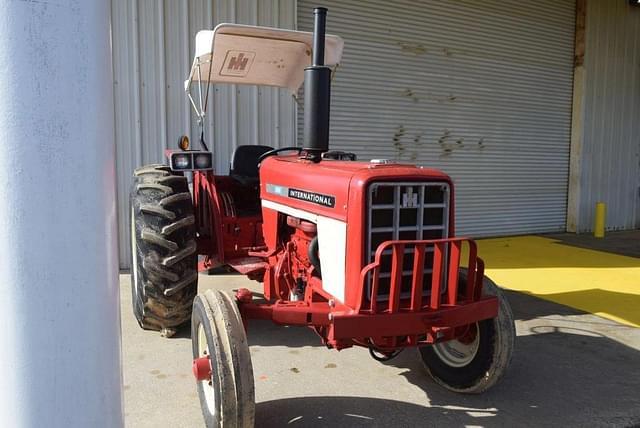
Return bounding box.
[186,23,344,94]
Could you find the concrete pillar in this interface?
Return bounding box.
[0,1,123,427]
[566,0,586,232]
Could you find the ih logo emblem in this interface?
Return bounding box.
[402,187,419,208]
[221,50,255,77]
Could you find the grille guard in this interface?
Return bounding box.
[357,237,488,313]
[322,237,500,349]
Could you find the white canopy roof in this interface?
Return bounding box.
[186,23,344,94]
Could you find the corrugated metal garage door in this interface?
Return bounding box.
[298,0,576,236]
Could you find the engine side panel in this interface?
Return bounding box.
[316,215,347,302]
[261,199,347,302]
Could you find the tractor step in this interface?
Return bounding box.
[227,256,267,276]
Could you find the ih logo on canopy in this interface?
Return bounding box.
[221,50,255,76]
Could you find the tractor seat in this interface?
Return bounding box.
[230,145,274,185]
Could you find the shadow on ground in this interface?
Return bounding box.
[547,230,640,259]
[256,321,640,427]
[256,396,481,427]
[505,290,586,320]
[247,322,324,347]
[384,332,640,427]
[255,292,640,427]
[170,316,324,346]
[256,329,640,427]
[518,289,640,327]
[506,287,640,327]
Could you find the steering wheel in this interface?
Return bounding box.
[257,146,302,164]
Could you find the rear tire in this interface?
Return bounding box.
[192,290,255,428]
[130,164,198,337]
[419,269,515,393]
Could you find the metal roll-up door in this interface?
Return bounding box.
[298,0,575,236]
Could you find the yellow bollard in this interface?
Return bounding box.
[594,202,606,238]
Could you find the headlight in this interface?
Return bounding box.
[194,153,212,169]
[169,150,212,171]
[173,154,191,169]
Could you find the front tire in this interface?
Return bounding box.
[130,164,198,336]
[419,269,515,393]
[192,290,255,428]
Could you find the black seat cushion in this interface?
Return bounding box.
[230,145,274,181]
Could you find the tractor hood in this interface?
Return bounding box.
[259,156,451,222]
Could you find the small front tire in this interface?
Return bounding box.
[192,290,255,428]
[419,269,515,393]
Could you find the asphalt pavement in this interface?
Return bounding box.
[121,273,640,428]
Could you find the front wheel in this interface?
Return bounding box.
[419,269,515,393]
[192,290,255,428]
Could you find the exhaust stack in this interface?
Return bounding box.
[303,7,331,161]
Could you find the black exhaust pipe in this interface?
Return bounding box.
[303,7,331,162]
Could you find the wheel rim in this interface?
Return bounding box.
[197,323,218,417]
[130,207,139,302]
[432,323,480,368]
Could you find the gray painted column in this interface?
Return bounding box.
[0,1,123,426]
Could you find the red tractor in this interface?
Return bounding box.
[130,8,515,427]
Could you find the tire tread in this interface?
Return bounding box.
[130,165,197,335]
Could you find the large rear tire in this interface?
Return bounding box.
[419,269,515,393]
[130,164,198,337]
[192,290,255,428]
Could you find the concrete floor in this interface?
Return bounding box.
[122,273,640,428]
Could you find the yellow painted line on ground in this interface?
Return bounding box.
[472,236,640,328]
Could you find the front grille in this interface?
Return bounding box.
[366,182,450,300]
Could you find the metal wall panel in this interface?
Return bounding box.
[113,0,296,268]
[578,1,640,232]
[298,0,575,237]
